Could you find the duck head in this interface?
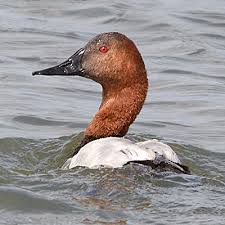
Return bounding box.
[33,32,147,88]
[33,32,148,142]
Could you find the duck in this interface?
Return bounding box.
[33,32,190,174]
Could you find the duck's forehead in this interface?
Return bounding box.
[86,32,128,48]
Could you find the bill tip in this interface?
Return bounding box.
[32,71,41,76]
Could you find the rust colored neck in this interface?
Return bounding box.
[84,75,148,139]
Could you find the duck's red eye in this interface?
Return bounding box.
[99,46,108,53]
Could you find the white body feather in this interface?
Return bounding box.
[62,137,181,169]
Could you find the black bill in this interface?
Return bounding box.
[32,48,85,76]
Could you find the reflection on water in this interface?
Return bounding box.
[1,0,225,224]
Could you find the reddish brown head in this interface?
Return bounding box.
[82,33,147,88]
[33,32,148,140]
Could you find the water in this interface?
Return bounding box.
[1,0,225,224]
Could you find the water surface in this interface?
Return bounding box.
[0,0,225,224]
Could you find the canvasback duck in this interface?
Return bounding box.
[33,32,190,174]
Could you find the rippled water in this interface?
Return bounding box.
[1,0,225,224]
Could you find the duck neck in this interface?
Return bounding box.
[84,77,148,139]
